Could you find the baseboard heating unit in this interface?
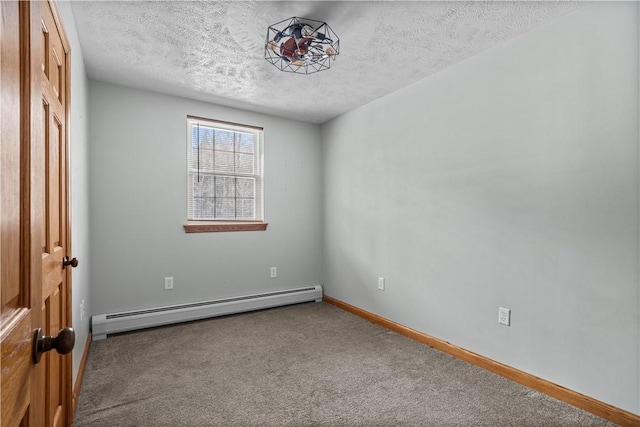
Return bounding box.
[91,285,323,341]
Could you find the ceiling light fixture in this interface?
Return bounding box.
[265,17,339,74]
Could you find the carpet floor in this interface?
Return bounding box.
[73,302,617,426]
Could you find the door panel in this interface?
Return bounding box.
[1,2,38,425]
[40,2,71,426]
[0,0,21,318]
[1,1,72,426]
[0,313,33,427]
[41,5,71,427]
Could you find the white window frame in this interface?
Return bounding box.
[184,116,267,233]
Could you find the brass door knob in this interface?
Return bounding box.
[32,327,75,364]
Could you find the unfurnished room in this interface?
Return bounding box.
[1,1,639,426]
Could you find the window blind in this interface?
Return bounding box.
[187,117,264,221]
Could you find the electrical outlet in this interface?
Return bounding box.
[498,307,510,326]
[378,277,385,291]
[270,267,277,278]
[164,276,174,290]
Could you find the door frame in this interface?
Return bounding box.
[60,0,74,419]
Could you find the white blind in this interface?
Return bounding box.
[186,117,263,221]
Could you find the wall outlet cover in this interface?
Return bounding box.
[498,307,511,326]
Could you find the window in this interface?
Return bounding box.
[184,116,266,233]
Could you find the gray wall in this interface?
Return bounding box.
[58,1,91,383]
[322,3,639,414]
[88,82,323,315]
[65,0,639,415]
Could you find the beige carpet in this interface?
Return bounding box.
[73,302,616,426]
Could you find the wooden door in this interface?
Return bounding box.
[40,2,72,425]
[1,1,73,426]
[0,2,40,426]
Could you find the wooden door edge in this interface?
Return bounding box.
[24,0,45,424]
[46,1,73,425]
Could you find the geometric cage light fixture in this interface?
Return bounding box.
[265,17,339,74]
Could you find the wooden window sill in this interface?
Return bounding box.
[183,221,268,233]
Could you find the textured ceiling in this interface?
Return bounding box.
[70,1,582,124]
